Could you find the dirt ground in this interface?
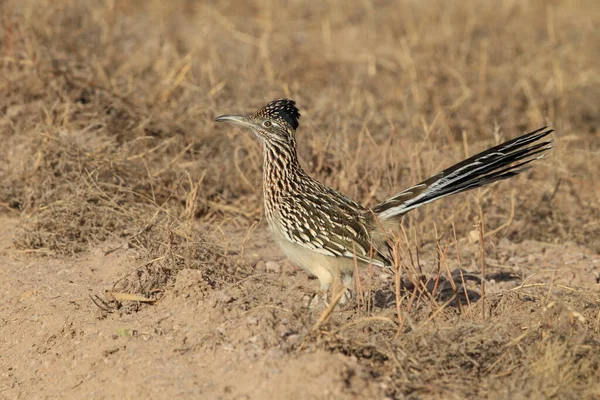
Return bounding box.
[1,216,599,399]
[1,0,599,399]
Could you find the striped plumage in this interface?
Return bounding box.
[215,98,553,305]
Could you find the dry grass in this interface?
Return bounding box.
[1,0,599,397]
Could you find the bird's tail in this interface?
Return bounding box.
[372,127,554,221]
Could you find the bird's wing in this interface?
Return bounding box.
[277,191,390,268]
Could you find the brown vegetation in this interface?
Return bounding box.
[1,0,598,398]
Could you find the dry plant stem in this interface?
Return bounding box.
[452,222,471,306]
[151,142,194,177]
[90,294,115,313]
[398,224,420,290]
[311,289,347,333]
[418,296,455,328]
[544,270,557,305]
[444,189,516,251]
[412,227,422,276]
[239,220,259,259]
[440,238,461,311]
[397,242,420,317]
[438,240,454,291]
[431,224,443,296]
[509,282,576,292]
[338,316,397,332]
[233,146,258,192]
[484,190,516,238]
[352,245,364,313]
[486,329,533,373]
[392,239,404,331]
[404,225,422,277]
[367,249,374,315]
[111,256,167,291]
[478,219,486,320]
[400,225,443,314]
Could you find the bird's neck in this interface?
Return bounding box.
[262,140,306,217]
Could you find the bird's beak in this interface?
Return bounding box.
[214,114,253,129]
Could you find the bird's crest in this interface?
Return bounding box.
[254,98,301,131]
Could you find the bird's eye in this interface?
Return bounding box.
[262,120,272,128]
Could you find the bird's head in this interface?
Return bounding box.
[214,98,301,144]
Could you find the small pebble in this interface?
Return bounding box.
[221,343,235,352]
[265,261,281,273]
[302,294,314,309]
[510,256,527,264]
[217,293,234,304]
[286,334,302,345]
[255,260,265,271]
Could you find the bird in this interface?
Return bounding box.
[214,98,553,306]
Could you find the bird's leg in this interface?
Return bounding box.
[308,269,333,309]
[320,282,331,307]
[330,265,345,305]
[308,282,331,309]
[329,267,354,306]
[340,273,354,305]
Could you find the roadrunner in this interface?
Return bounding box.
[215,98,553,304]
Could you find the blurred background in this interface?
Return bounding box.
[0,0,598,251]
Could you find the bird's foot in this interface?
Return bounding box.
[304,288,353,310]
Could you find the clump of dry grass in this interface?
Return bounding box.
[12,130,150,255]
[0,10,251,294]
[7,114,249,297]
[295,225,600,398]
[3,0,598,255]
[0,0,259,296]
[304,264,600,398]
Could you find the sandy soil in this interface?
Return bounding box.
[2,214,599,399]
